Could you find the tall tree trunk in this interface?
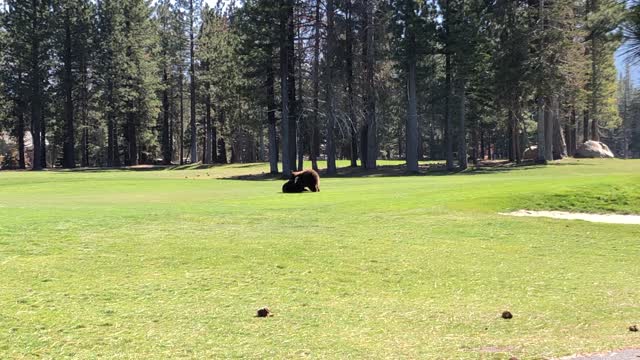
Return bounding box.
[204,94,213,164]
[544,96,554,161]
[16,72,26,169]
[280,2,291,176]
[287,1,297,172]
[179,73,185,165]
[589,2,600,142]
[16,106,26,169]
[107,82,115,167]
[552,98,567,159]
[346,0,357,168]
[258,126,265,162]
[568,107,577,155]
[444,1,454,171]
[480,128,485,160]
[80,41,89,167]
[30,0,42,170]
[458,81,468,169]
[212,121,217,163]
[217,111,227,163]
[296,18,304,171]
[62,14,75,169]
[310,0,321,171]
[364,0,377,169]
[583,109,589,143]
[536,97,547,163]
[126,112,138,166]
[509,109,517,162]
[406,55,419,172]
[162,68,172,165]
[40,112,46,168]
[189,0,197,163]
[326,0,337,175]
[267,54,278,174]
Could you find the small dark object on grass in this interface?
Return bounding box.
[256,307,272,318]
[509,357,518,360]
[630,325,638,332]
[502,311,513,319]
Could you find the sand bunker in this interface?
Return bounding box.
[501,210,640,225]
[556,349,640,359]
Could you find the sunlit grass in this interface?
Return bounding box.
[0,159,639,358]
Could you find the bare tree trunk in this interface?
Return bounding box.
[258,125,265,162]
[296,17,304,171]
[16,108,26,169]
[536,97,547,163]
[40,113,46,168]
[62,13,75,169]
[552,98,567,159]
[189,0,197,163]
[544,96,555,161]
[590,10,600,142]
[364,0,377,169]
[217,111,227,163]
[509,109,517,162]
[30,0,42,170]
[162,68,172,165]
[444,0,454,171]
[583,109,589,143]
[406,48,419,172]
[16,72,26,169]
[346,0,358,168]
[326,0,337,175]
[204,94,213,164]
[287,2,297,171]
[179,73,185,165]
[458,81,467,169]
[126,112,138,166]
[267,54,278,174]
[80,43,89,167]
[310,0,321,171]
[280,2,291,176]
[568,107,577,156]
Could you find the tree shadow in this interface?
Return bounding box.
[220,160,554,181]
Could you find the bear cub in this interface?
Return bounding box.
[282,169,320,193]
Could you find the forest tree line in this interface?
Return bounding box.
[1,0,640,174]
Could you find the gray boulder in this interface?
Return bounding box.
[575,140,614,158]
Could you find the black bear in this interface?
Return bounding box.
[282,177,305,193]
[282,169,320,193]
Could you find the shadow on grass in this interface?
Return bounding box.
[28,158,594,177]
[44,163,228,173]
[220,160,556,181]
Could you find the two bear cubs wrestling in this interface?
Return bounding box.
[282,169,320,193]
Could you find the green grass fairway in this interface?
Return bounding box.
[1,159,639,359]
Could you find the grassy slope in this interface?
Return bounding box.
[0,159,639,359]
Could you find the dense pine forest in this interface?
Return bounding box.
[1,0,639,174]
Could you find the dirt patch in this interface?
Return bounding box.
[500,210,640,225]
[479,345,514,353]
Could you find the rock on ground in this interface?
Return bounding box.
[575,140,615,158]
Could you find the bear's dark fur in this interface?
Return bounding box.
[282,169,320,193]
[291,169,320,192]
[282,178,305,193]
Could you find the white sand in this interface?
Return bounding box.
[500,210,640,225]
